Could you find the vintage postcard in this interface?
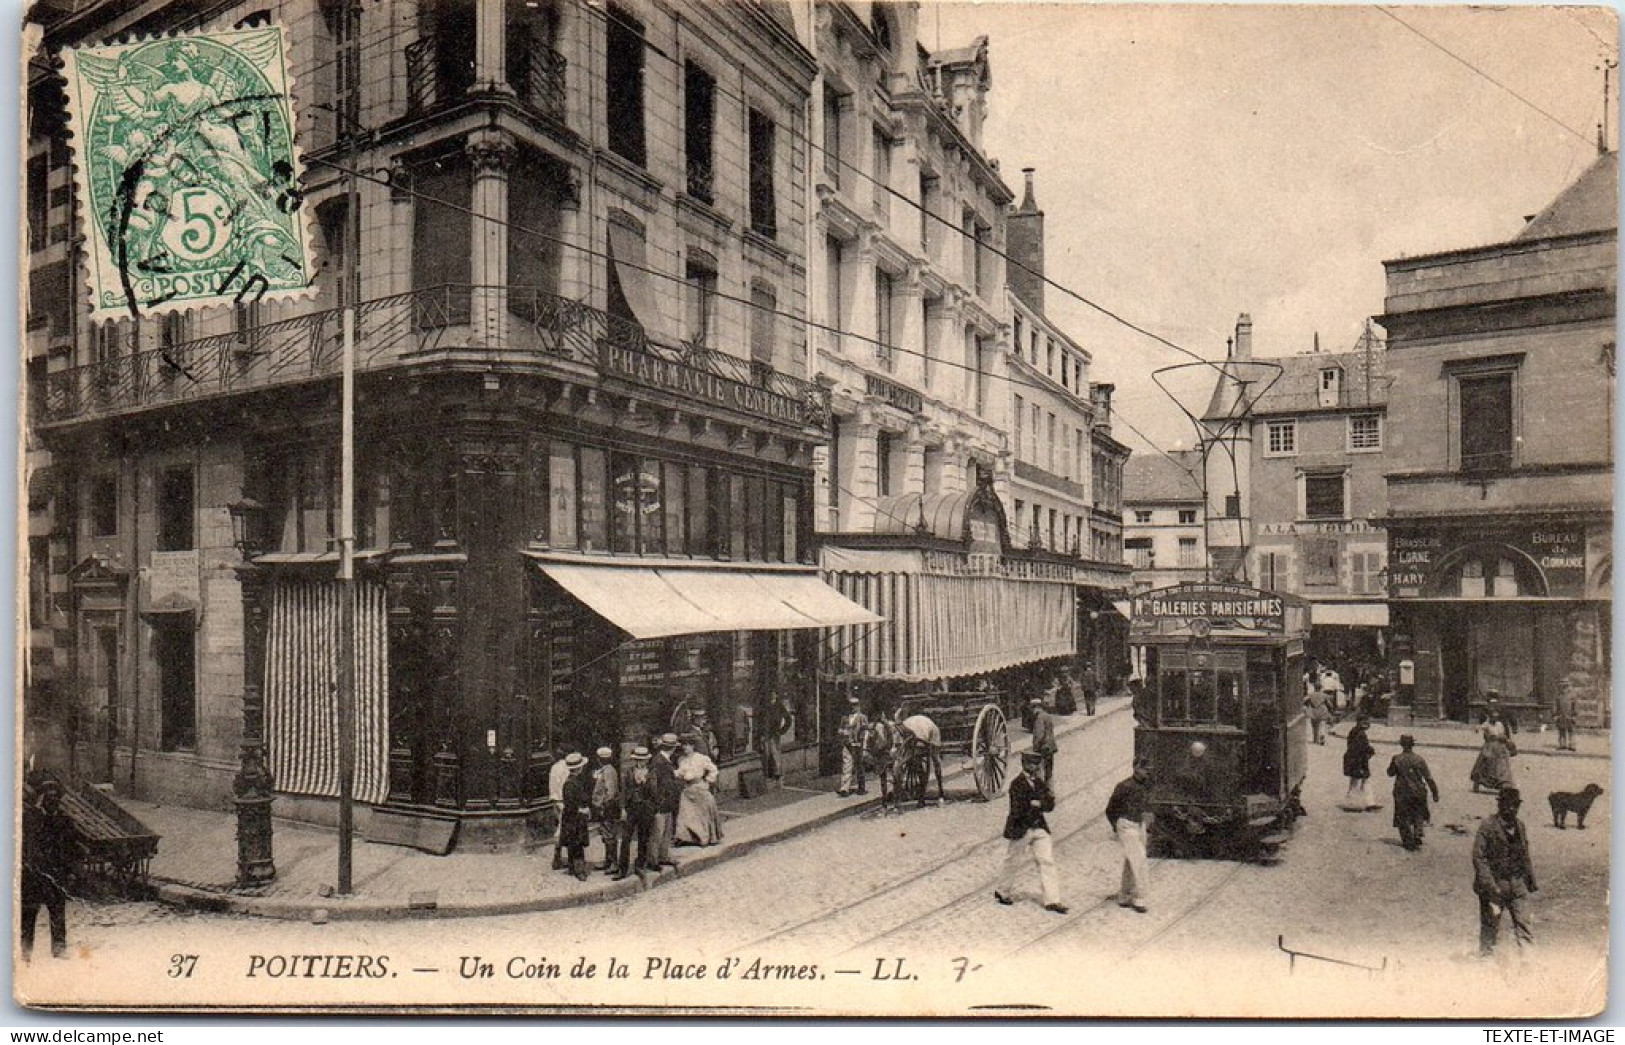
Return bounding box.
[15,0,1614,1019]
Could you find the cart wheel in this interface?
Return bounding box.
[971,704,1010,799]
[895,751,927,804]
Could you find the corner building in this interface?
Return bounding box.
[1378,152,1614,726]
[26,0,875,847]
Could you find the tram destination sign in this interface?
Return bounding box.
[1131,582,1286,631]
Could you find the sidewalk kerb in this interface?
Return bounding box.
[147,699,1131,922]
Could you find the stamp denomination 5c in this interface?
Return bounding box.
[60,25,312,321]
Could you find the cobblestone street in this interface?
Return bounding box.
[20,714,1607,1016]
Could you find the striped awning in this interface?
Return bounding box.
[824,569,1075,681]
[264,579,389,804]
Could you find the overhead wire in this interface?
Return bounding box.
[581,0,1228,375]
[1375,6,1601,149]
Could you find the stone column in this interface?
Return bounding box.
[466,130,515,348]
[897,266,925,389]
[902,423,926,496]
[473,0,510,94]
[233,563,275,887]
[843,412,879,533]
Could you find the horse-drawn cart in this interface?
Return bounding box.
[891,691,1012,802]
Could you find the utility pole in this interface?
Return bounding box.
[335,0,362,896]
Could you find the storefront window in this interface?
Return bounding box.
[611,453,639,552]
[729,475,747,560]
[663,461,687,555]
[638,459,663,555]
[781,490,799,563]
[764,483,785,562]
[745,476,765,561]
[688,464,710,556]
[549,443,577,549]
[579,447,608,552]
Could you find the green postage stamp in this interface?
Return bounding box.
[60,24,313,321]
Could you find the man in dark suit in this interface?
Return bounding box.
[650,733,682,868]
[993,751,1066,914]
[21,773,74,960]
[616,747,659,879]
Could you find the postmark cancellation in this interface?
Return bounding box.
[58,25,314,323]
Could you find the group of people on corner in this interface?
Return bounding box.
[550,731,723,883]
[993,752,1153,918]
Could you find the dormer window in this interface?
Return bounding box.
[1318,367,1342,407]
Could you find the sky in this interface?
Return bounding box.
[929,1,1619,451]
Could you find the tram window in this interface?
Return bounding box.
[1215,671,1243,727]
[1189,670,1216,722]
[1158,664,1190,725]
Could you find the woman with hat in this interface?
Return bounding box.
[558,753,593,881]
[1471,698,1516,794]
[674,736,724,846]
[1340,713,1377,811]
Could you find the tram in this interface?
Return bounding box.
[1129,582,1311,857]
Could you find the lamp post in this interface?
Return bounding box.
[228,496,276,887]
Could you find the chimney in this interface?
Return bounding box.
[1233,314,1253,360]
[1007,167,1045,310]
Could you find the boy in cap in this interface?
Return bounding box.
[1473,786,1538,957]
[994,750,1067,914]
[837,696,868,796]
[591,747,621,874]
[617,747,659,879]
[1028,696,1058,787]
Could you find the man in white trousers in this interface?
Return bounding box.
[994,751,1067,914]
[1106,761,1153,912]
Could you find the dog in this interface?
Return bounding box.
[1548,784,1604,830]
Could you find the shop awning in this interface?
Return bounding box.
[1310,602,1390,627]
[530,558,883,639]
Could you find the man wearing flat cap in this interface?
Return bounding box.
[1387,734,1439,851]
[650,733,683,868]
[994,750,1067,914]
[1028,696,1058,787]
[1473,786,1538,958]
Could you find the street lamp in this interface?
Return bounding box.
[227,496,265,558]
[228,494,276,887]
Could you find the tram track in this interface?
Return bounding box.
[727,754,1133,956]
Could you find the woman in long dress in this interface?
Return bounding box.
[1470,702,1516,793]
[673,738,723,846]
[1341,714,1377,811]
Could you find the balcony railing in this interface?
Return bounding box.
[509,43,567,125]
[406,33,568,126]
[405,36,473,116]
[42,286,831,431]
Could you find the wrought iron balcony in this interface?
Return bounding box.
[406,33,567,125]
[41,286,832,432]
[405,35,474,116]
[509,44,567,126]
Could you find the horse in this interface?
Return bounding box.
[864,716,901,812]
[896,712,946,808]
